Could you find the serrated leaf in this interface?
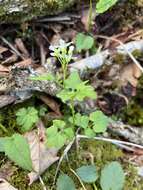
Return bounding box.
[64,71,82,89]
[76,165,98,183]
[57,174,75,190]
[90,111,109,133]
[57,89,75,103]
[58,72,96,103]
[4,134,33,171]
[47,132,66,148]
[75,33,94,52]
[69,113,89,129]
[75,82,97,101]
[100,161,125,190]
[52,120,66,129]
[16,107,39,132]
[84,128,95,137]
[96,0,118,14]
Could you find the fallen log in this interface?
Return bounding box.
[0,0,75,23]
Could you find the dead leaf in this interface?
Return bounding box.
[0,178,18,190]
[14,58,32,68]
[39,94,62,116]
[2,54,18,65]
[0,46,8,54]
[0,96,16,108]
[15,38,30,58]
[81,7,96,31]
[119,63,142,87]
[0,65,10,73]
[25,121,59,185]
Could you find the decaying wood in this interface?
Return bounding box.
[69,40,143,72]
[0,0,76,22]
[109,121,143,145]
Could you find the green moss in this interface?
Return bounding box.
[0,138,142,189]
[0,0,75,22]
[113,53,126,65]
[0,103,141,189]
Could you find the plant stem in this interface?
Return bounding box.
[93,183,98,190]
[70,99,75,127]
[62,64,67,86]
[0,123,8,134]
[69,167,87,190]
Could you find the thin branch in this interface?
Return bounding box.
[39,176,47,190]
[77,135,143,149]
[95,34,143,72]
[53,137,75,184]
[0,36,24,60]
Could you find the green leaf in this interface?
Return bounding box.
[47,133,66,148]
[57,89,75,103]
[84,128,95,137]
[100,161,125,190]
[29,73,55,81]
[75,33,94,52]
[52,120,66,129]
[69,113,89,129]
[46,126,58,137]
[64,71,82,89]
[64,128,74,140]
[57,174,76,190]
[76,165,98,183]
[4,134,33,171]
[16,107,39,132]
[57,72,96,103]
[0,137,9,152]
[90,111,109,133]
[46,120,73,148]
[75,82,97,101]
[39,106,47,117]
[96,0,118,14]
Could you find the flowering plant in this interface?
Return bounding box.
[49,39,74,85]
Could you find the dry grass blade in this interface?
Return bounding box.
[0,178,18,190]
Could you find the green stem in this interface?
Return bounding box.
[70,99,75,127]
[62,64,67,86]
[0,123,9,134]
[69,168,87,190]
[93,183,98,190]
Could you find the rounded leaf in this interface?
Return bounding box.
[76,165,98,183]
[57,174,75,190]
[100,161,125,190]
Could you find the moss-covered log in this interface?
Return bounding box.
[0,0,76,22]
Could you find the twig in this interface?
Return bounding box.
[53,137,75,184]
[69,168,87,190]
[77,135,143,149]
[0,36,24,60]
[39,176,47,190]
[95,34,143,72]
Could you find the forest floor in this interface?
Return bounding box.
[0,1,143,190]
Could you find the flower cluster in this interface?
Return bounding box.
[49,39,74,64]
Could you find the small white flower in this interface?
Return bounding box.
[69,45,74,52]
[50,52,55,56]
[49,45,55,51]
